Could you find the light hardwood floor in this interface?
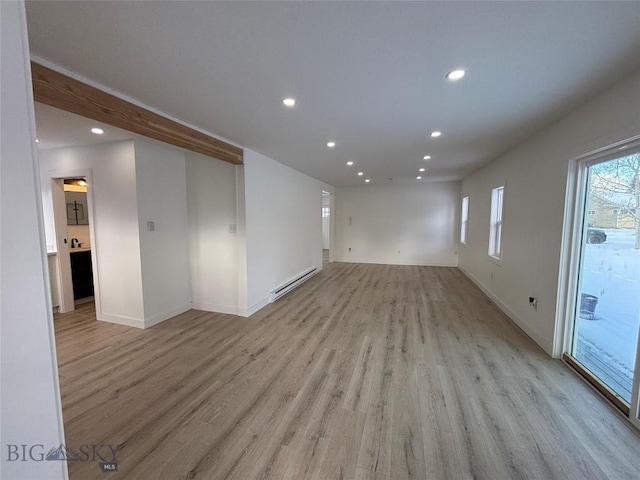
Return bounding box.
[54,263,640,479]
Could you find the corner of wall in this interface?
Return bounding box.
[459,266,553,355]
[143,303,192,328]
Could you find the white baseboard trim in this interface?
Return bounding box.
[97,312,145,329]
[458,266,551,355]
[191,301,238,316]
[144,303,192,328]
[334,259,458,267]
[237,296,270,318]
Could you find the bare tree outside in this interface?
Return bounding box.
[590,152,640,249]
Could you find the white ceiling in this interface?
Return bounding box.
[26,1,640,186]
[35,103,136,150]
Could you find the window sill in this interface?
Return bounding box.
[487,255,502,266]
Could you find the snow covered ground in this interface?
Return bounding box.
[576,229,640,402]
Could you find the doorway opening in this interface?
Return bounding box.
[49,171,99,315]
[64,178,95,306]
[561,138,640,428]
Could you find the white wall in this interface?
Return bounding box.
[48,254,60,309]
[0,1,67,478]
[459,71,640,355]
[186,151,239,314]
[134,139,191,326]
[242,149,324,314]
[67,225,91,247]
[334,182,460,266]
[39,141,146,326]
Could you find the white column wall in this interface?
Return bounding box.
[134,139,191,326]
[185,151,240,314]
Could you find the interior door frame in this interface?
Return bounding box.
[49,168,101,317]
[555,135,640,429]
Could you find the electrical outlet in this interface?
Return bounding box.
[348,247,352,252]
[228,224,237,234]
[529,297,537,309]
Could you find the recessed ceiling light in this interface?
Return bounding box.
[282,98,296,107]
[430,131,441,138]
[423,155,431,160]
[365,179,371,183]
[446,69,466,81]
[346,161,354,166]
[357,172,364,176]
[416,176,422,180]
[35,139,40,143]
[91,128,104,135]
[327,141,336,148]
[419,168,425,172]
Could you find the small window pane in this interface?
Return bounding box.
[489,186,505,260]
[460,196,469,244]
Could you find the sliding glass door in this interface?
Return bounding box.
[568,145,640,421]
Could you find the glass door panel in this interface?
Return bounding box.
[572,152,640,404]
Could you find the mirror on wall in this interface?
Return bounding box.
[64,178,89,225]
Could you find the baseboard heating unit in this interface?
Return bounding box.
[269,266,317,302]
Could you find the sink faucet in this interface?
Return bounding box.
[71,238,80,248]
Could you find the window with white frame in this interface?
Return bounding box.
[488,186,504,260]
[460,196,469,244]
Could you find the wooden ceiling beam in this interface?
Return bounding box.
[31,62,243,165]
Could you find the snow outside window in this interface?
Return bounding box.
[488,186,504,260]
